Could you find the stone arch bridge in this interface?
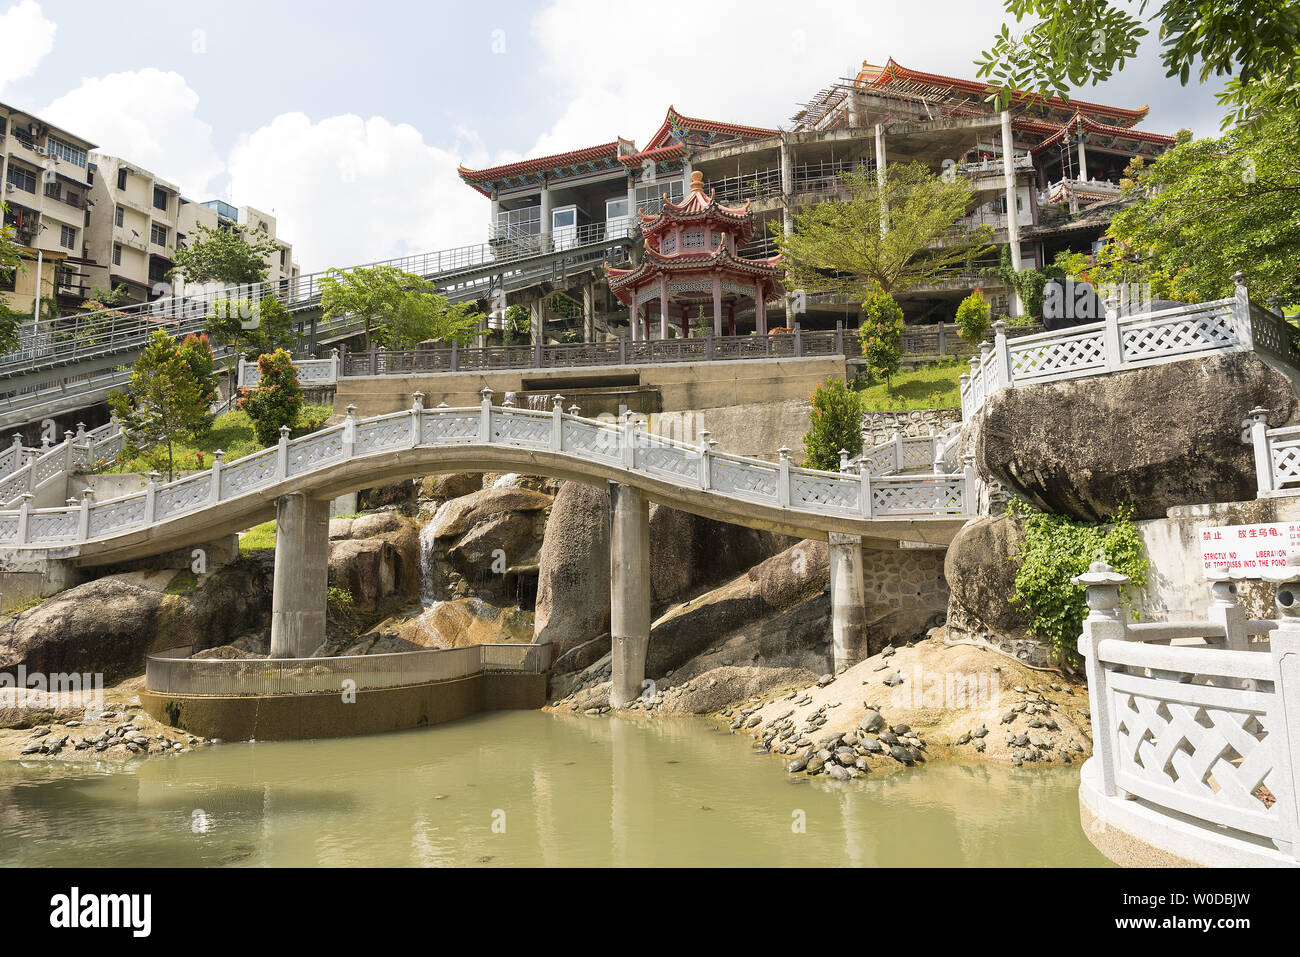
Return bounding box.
[0,391,973,705]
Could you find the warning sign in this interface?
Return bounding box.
[1199,522,1300,578]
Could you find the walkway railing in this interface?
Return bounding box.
[145,642,551,697]
[1076,562,1298,865]
[0,224,633,382]
[1245,409,1300,496]
[858,423,963,477]
[341,327,851,377]
[0,392,975,554]
[960,282,1300,422]
[0,421,123,508]
[238,352,340,389]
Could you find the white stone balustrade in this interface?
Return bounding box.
[1077,560,1300,867]
[0,421,124,508]
[1246,406,1300,496]
[0,392,977,553]
[238,350,340,389]
[859,424,963,477]
[959,281,1300,423]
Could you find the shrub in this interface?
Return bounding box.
[858,292,905,386]
[801,376,862,470]
[1008,501,1149,659]
[238,349,303,445]
[955,290,991,342]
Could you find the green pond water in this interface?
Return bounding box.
[0,711,1109,867]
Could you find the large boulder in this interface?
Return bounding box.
[944,514,1031,643]
[328,515,421,611]
[532,481,793,656]
[429,487,551,540]
[0,555,276,684]
[975,352,1298,521]
[534,482,611,656]
[424,486,552,599]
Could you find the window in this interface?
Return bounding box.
[6,164,36,193]
[59,225,75,250]
[495,204,542,236]
[153,187,168,211]
[635,179,684,215]
[48,136,87,168]
[605,197,629,220]
[117,168,128,190]
[150,224,168,247]
[114,206,124,227]
[113,244,122,266]
[280,248,286,266]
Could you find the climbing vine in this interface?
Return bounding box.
[1007,500,1149,658]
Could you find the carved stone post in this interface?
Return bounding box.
[1073,561,1132,799]
[1244,406,1272,494]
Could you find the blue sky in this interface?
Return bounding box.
[0,0,1226,271]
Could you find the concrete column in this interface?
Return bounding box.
[530,296,544,347]
[712,275,723,337]
[539,178,552,251]
[659,276,669,340]
[609,482,650,708]
[681,157,693,197]
[489,191,500,239]
[626,173,637,222]
[874,123,888,236]
[1076,122,1088,181]
[1001,110,1024,317]
[828,532,868,670]
[779,134,794,235]
[270,492,330,659]
[846,87,861,128]
[583,282,596,343]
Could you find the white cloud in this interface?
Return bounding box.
[226,112,490,272]
[42,69,223,196]
[0,1,56,95]
[525,0,1009,156]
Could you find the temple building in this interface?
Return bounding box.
[605,170,785,340]
[457,59,1178,343]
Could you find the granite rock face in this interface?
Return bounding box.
[974,352,1298,521]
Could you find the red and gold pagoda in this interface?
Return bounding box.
[605,170,785,340]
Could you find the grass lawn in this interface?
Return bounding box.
[853,360,963,410]
[104,403,334,475]
[239,520,277,554]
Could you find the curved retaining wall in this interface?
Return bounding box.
[140,671,546,741]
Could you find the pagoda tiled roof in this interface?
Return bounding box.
[458,141,622,195]
[1024,113,1176,153]
[859,57,1151,128]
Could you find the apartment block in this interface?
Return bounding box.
[84,153,183,301]
[0,102,97,314]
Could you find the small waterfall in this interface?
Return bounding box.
[418,514,442,606]
[526,394,551,411]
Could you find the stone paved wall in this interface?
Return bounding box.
[862,545,949,615]
[861,408,961,447]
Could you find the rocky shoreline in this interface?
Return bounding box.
[546,628,1093,781]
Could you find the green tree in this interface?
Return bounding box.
[238,348,303,445]
[204,294,296,403]
[802,376,863,471]
[955,290,993,341]
[975,0,1300,127]
[318,265,477,350]
[0,205,26,353]
[501,304,530,347]
[778,163,994,301]
[170,223,280,287]
[178,333,220,422]
[1085,112,1300,306]
[378,292,484,350]
[108,329,213,481]
[858,292,906,387]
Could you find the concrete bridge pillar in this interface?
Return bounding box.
[609,482,650,708]
[269,492,331,658]
[829,532,869,670]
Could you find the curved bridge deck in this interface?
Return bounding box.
[0,393,972,567]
